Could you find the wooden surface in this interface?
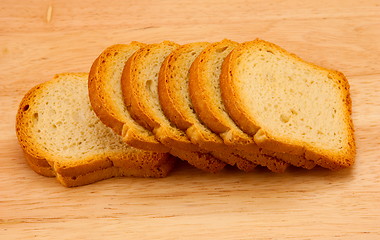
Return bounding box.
[1,0,379,239]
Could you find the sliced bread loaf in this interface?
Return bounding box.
[88,43,169,152]
[220,39,355,169]
[122,41,226,173]
[157,42,260,172]
[189,39,314,169]
[16,73,175,187]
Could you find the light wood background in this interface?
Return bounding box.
[1,0,379,239]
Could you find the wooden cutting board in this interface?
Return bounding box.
[1,0,379,239]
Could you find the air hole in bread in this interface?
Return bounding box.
[146,80,153,93]
[33,113,39,121]
[280,113,290,123]
[216,46,228,53]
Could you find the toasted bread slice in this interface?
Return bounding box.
[122,41,226,173]
[89,43,169,152]
[16,73,175,187]
[220,39,355,169]
[157,42,260,172]
[190,39,314,170]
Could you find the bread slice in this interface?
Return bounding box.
[220,39,355,169]
[16,73,175,187]
[158,42,263,172]
[189,39,314,170]
[88,43,169,152]
[122,41,227,173]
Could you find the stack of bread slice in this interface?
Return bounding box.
[16,38,355,187]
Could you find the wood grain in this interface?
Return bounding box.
[1,0,379,239]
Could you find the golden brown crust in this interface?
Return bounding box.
[89,57,124,135]
[122,47,165,130]
[189,40,238,134]
[220,50,260,136]
[154,126,200,152]
[169,148,225,173]
[25,150,176,187]
[221,39,355,169]
[24,152,55,177]
[53,157,115,177]
[58,153,176,187]
[16,82,50,162]
[58,157,176,187]
[185,124,256,172]
[121,124,170,153]
[158,42,209,130]
[122,41,180,131]
[121,42,188,154]
[89,44,145,134]
[56,167,121,187]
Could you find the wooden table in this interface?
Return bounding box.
[1,0,379,239]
